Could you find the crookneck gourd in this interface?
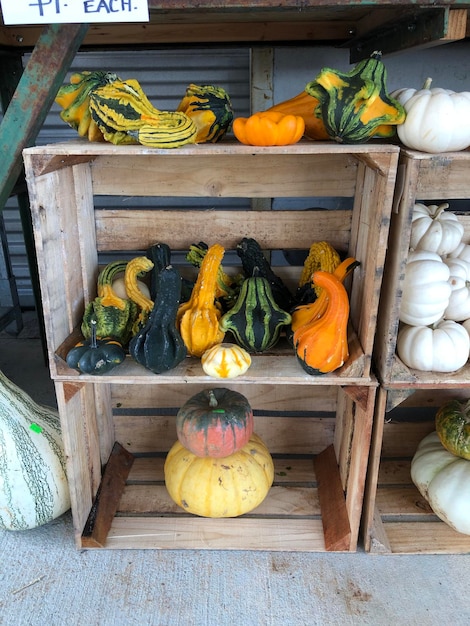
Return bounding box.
[305,51,405,143]
[55,70,119,141]
[219,272,292,353]
[177,83,234,143]
[294,270,350,374]
[186,241,240,306]
[129,265,187,374]
[81,260,138,346]
[291,257,359,332]
[89,78,198,148]
[298,241,342,300]
[177,243,226,357]
[175,388,254,458]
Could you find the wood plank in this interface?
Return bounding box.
[114,414,336,456]
[377,459,412,485]
[314,445,351,551]
[375,485,434,517]
[102,517,326,551]
[111,383,339,412]
[382,522,470,554]
[81,443,134,548]
[118,485,320,517]
[94,209,352,253]
[129,455,316,484]
[91,152,358,198]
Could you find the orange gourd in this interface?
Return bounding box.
[291,257,359,332]
[294,270,351,375]
[232,111,305,146]
[177,243,225,357]
[267,90,329,140]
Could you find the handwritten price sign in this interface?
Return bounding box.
[1,0,149,24]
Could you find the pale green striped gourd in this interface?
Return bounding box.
[0,371,70,530]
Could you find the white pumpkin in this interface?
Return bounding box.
[410,203,463,256]
[411,431,470,535]
[443,257,470,321]
[399,250,451,326]
[449,241,470,264]
[392,78,470,153]
[397,319,469,372]
[0,371,70,530]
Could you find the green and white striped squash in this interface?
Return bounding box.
[0,371,70,530]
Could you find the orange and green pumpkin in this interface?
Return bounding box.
[176,388,254,458]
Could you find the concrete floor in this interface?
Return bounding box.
[1,312,470,626]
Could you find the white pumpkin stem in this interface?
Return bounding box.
[429,202,450,219]
[423,77,433,90]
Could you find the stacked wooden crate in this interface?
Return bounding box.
[366,148,470,554]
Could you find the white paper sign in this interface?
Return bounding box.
[1,0,149,25]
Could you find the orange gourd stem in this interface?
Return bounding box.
[177,243,226,357]
[291,257,359,332]
[294,270,351,375]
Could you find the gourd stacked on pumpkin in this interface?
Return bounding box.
[411,398,470,535]
[397,202,470,373]
[164,388,274,517]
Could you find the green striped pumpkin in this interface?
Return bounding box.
[0,371,70,530]
[219,275,292,353]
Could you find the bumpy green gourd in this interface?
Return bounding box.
[81,260,138,345]
[305,51,405,144]
[219,274,292,353]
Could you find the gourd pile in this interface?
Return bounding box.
[164,388,274,517]
[397,202,470,373]
[411,398,470,535]
[66,239,358,377]
[56,57,470,153]
[55,71,234,148]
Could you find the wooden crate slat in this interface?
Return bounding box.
[102,517,327,551]
[129,455,316,484]
[94,209,352,253]
[111,382,339,412]
[118,484,320,517]
[114,414,336,456]
[374,522,470,555]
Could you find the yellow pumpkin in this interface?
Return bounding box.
[164,433,274,517]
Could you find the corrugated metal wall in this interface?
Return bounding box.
[2,47,250,307]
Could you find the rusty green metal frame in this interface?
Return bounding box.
[0,23,88,212]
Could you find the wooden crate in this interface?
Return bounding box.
[366,147,470,554]
[363,387,470,554]
[23,139,398,551]
[374,147,470,388]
